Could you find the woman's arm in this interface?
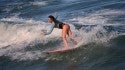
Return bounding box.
[44,23,55,35]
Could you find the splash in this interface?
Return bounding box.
[68,9,125,25]
[0,9,124,61]
[31,1,48,6]
[0,16,62,60]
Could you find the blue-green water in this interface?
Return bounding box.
[0,0,125,70]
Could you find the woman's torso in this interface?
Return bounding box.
[54,20,65,29]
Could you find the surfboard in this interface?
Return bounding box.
[44,38,79,53]
[46,46,78,53]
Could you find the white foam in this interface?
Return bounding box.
[68,9,125,25]
[0,16,63,60]
[0,17,62,48]
[1,16,45,24]
[0,9,124,61]
[8,51,46,61]
[30,1,47,6]
[75,25,119,48]
[69,9,124,47]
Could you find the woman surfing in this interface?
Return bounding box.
[42,15,77,49]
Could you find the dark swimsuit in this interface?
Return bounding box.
[44,20,65,35]
[54,20,65,29]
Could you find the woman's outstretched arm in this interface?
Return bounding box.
[44,23,55,35]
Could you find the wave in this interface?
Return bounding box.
[0,19,122,61]
[0,7,125,61]
[0,0,125,70]
[44,35,125,67]
[67,9,125,25]
[0,0,125,62]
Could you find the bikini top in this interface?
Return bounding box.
[54,20,64,28]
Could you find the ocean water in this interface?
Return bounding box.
[0,0,125,70]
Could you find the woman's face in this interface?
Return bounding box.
[48,18,53,23]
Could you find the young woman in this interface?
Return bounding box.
[42,15,76,48]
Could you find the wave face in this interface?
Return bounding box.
[0,0,125,70]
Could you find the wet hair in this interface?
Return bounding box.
[48,15,60,24]
[48,15,55,21]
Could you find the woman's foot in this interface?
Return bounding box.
[64,46,70,50]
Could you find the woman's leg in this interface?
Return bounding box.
[67,26,78,44]
[62,24,69,48]
[67,28,72,36]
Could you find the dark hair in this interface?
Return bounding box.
[48,15,55,21]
